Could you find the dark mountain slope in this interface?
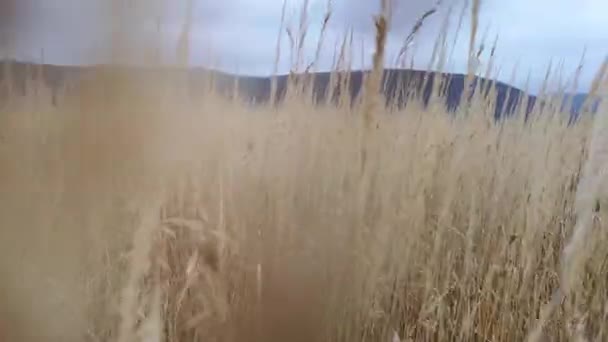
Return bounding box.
[0,60,598,118]
[223,70,538,119]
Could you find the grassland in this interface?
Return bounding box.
[0,1,607,341]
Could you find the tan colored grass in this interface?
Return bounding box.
[0,1,606,341]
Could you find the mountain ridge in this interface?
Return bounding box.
[0,60,600,118]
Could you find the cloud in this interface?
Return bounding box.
[0,0,112,62]
[0,0,18,28]
[330,0,449,33]
[0,0,20,52]
[2,0,606,91]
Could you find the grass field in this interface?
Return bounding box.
[0,1,607,341]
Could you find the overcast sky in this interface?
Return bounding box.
[0,0,606,92]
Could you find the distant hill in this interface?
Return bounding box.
[0,60,600,119]
[221,70,538,119]
[562,93,601,117]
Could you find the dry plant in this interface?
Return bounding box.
[395,0,444,67]
[0,0,606,342]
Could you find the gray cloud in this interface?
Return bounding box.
[1,0,606,92]
[0,0,20,51]
[330,0,450,33]
[0,0,18,28]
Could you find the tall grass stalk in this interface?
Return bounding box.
[0,1,606,341]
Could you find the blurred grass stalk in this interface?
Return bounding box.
[0,0,607,341]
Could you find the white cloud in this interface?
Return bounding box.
[2,0,606,91]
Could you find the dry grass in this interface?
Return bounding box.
[1,1,607,341]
